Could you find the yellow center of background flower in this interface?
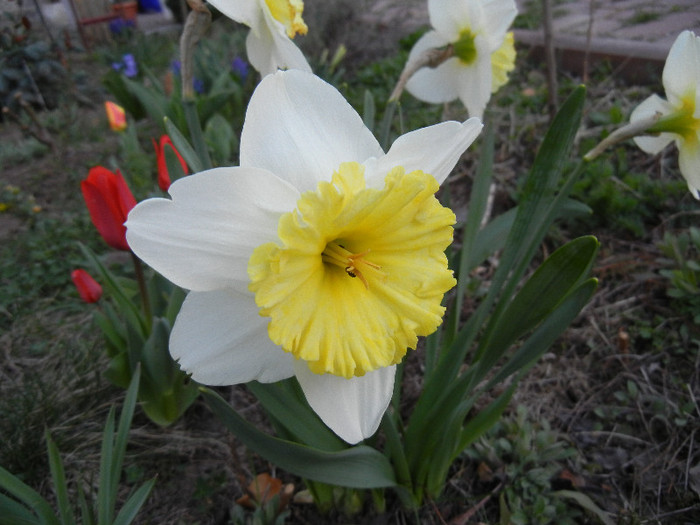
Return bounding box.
[248,162,456,378]
[265,0,308,38]
[490,32,516,93]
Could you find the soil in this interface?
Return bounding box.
[2,2,699,524]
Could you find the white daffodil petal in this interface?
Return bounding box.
[294,361,396,444]
[662,31,700,107]
[126,167,299,293]
[428,0,478,40]
[245,10,311,76]
[240,70,383,193]
[364,118,482,187]
[207,0,262,30]
[455,47,493,119]
[630,94,676,154]
[404,32,461,105]
[678,134,700,199]
[171,290,294,384]
[481,0,518,47]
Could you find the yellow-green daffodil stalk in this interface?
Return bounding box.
[405,0,517,119]
[125,70,482,444]
[207,0,311,76]
[631,30,700,198]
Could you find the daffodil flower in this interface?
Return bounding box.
[405,0,517,118]
[125,70,481,444]
[207,0,311,76]
[630,30,700,198]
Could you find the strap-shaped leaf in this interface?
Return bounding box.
[0,466,58,525]
[112,479,156,525]
[45,431,75,525]
[247,380,346,452]
[164,117,204,174]
[474,236,599,377]
[0,492,40,525]
[202,387,397,489]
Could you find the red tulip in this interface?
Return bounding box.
[81,166,137,251]
[152,134,188,191]
[71,269,103,303]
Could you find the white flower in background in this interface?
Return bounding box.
[630,30,700,198]
[405,0,517,118]
[126,70,482,444]
[207,0,311,76]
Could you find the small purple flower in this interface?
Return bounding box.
[122,54,138,78]
[231,57,249,81]
[112,61,123,72]
[193,78,205,94]
[171,60,182,75]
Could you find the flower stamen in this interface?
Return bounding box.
[322,241,384,289]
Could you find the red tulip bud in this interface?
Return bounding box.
[71,269,103,303]
[81,166,137,251]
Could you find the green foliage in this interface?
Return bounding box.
[657,227,700,324]
[0,13,66,113]
[571,147,686,236]
[466,407,584,525]
[0,370,155,525]
[81,244,200,427]
[0,194,98,330]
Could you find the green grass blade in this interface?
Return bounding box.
[202,387,397,489]
[183,99,213,170]
[76,485,94,525]
[45,430,75,525]
[111,479,156,525]
[0,466,59,525]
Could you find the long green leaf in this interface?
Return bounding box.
[202,387,397,489]
[97,407,116,525]
[473,236,599,377]
[247,380,346,452]
[183,99,213,170]
[489,278,598,389]
[405,86,587,473]
[111,479,156,525]
[0,492,40,525]
[164,117,204,173]
[45,431,75,525]
[0,466,59,525]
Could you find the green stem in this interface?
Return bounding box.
[131,252,152,330]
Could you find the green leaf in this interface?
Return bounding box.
[474,236,599,377]
[363,90,376,131]
[122,76,169,127]
[0,492,40,525]
[247,379,346,452]
[203,113,237,166]
[111,479,156,525]
[202,387,397,489]
[164,117,203,173]
[0,466,59,525]
[45,431,75,525]
[183,99,213,170]
[553,490,615,525]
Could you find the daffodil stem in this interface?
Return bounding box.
[583,114,661,161]
[179,0,213,170]
[389,46,455,103]
[180,0,211,100]
[131,251,152,329]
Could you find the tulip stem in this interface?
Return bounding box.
[131,252,152,329]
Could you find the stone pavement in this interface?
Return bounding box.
[513,0,700,81]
